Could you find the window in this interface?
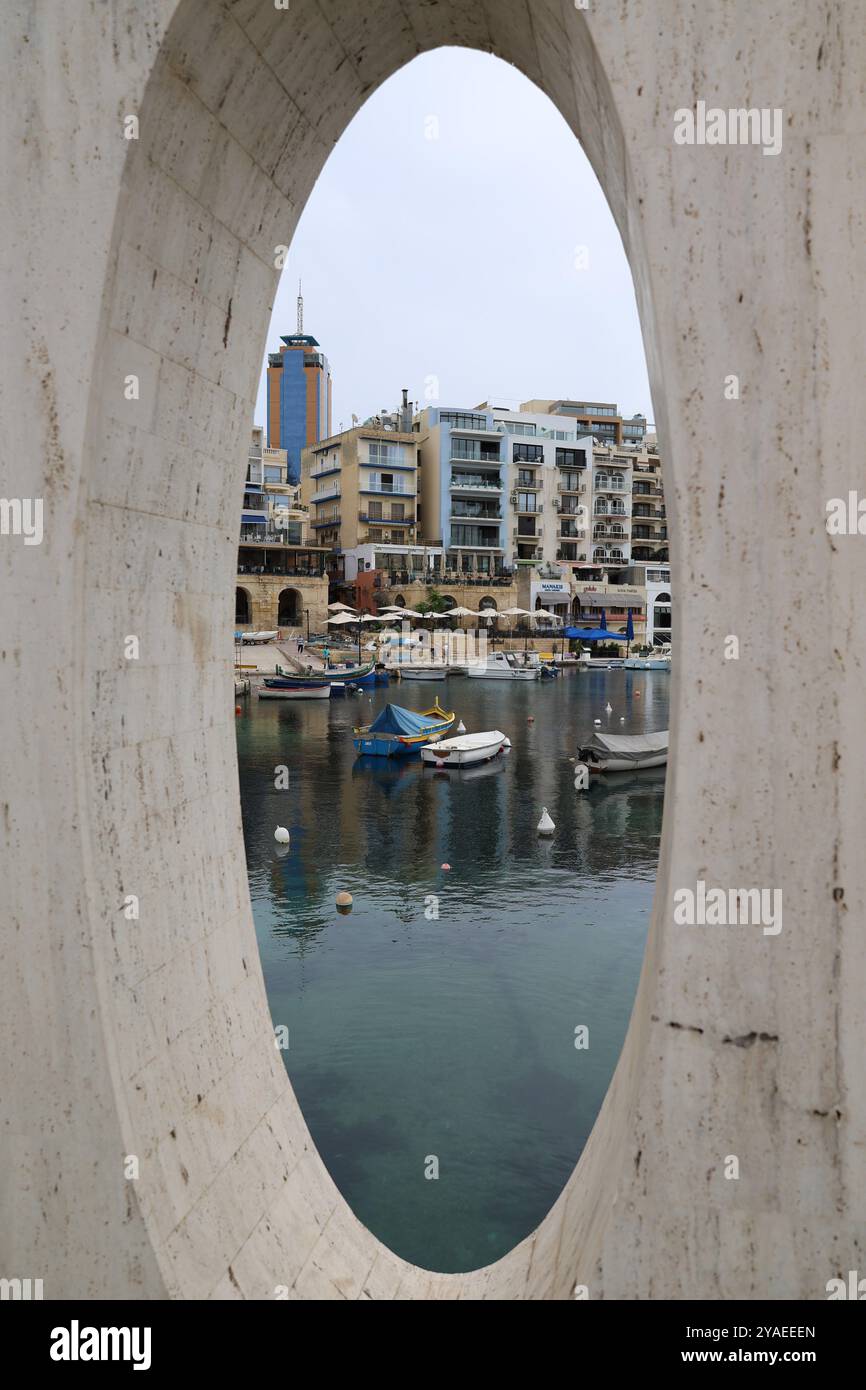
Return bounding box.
[441,411,489,431]
[517,469,537,488]
[391,530,405,544]
[516,492,536,513]
[560,471,581,492]
[390,503,405,521]
[513,443,544,463]
[368,501,382,519]
[452,439,501,462]
[501,421,537,437]
[556,448,586,469]
[517,516,536,536]
[367,441,406,466]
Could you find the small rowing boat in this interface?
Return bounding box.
[353,700,455,758]
[420,730,508,768]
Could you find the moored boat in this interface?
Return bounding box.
[420,730,507,768]
[398,666,447,682]
[576,729,669,772]
[624,644,672,671]
[266,660,376,691]
[466,651,538,681]
[257,682,332,700]
[353,700,455,758]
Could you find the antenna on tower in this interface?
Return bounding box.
[297,280,304,335]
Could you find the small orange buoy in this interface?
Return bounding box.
[336,890,353,915]
[235,705,242,715]
[441,863,450,871]
[635,691,641,698]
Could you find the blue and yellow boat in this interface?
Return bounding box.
[353,700,455,758]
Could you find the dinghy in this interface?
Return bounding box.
[576,729,668,772]
[353,700,455,758]
[420,730,507,768]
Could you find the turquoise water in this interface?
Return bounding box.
[236,666,668,1273]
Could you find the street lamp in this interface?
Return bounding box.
[304,607,310,643]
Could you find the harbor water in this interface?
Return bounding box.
[236,665,669,1273]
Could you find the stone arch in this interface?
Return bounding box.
[277,587,302,627]
[478,596,497,612]
[5,0,863,1305]
[235,587,251,627]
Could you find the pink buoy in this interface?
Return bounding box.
[441,863,450,871]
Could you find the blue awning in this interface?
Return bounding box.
[563,627,628,641]
[241,513,267,524]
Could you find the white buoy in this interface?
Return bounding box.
[594,718,602,725]
[620,716,625,722]
[537,807,555,835]
[605,702,613,714]
[274,826,290,845]
[457,719,466,734]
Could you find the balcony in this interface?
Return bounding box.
[310,464,341,481]
[450,476,502,494]
[359,513,415,526]
[452,509,502,522]
[593,507,630,520]
[557,480,586,494]
[594,479,628,493]
[449,453,501,468]
[310,483,340,504]
[512,528,537,541]
[361,483,415,496]
[559,528,585,541]
[311,515,341,529]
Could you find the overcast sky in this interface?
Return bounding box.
[255,47,653,433]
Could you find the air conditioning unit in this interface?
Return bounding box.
[509,492,517,505]
[537,503,544,513]
[553,498,561,511]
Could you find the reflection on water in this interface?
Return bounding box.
[238,667,669,1273]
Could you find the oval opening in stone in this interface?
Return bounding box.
[238,49,668,1274]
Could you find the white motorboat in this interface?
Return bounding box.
[239,630,279,645]
[420,730,508,767]
[576,730,668,772]
[257,683,332,700]
[466,651,538,681]
[624,644,672,671]
[398,666,447,681]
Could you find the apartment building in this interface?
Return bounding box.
[481,406,592,568]
[415,406,508,577]
[300,414,429,582]
[236,429,329,632]
[520,398,647,448]
[630,438,669,566]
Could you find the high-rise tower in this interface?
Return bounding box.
[266,286,332,484]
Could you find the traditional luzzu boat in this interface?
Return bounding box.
[263,661,377,694]
[576,729,669,772]
[353,701,455,758]
[257,682,332,701]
